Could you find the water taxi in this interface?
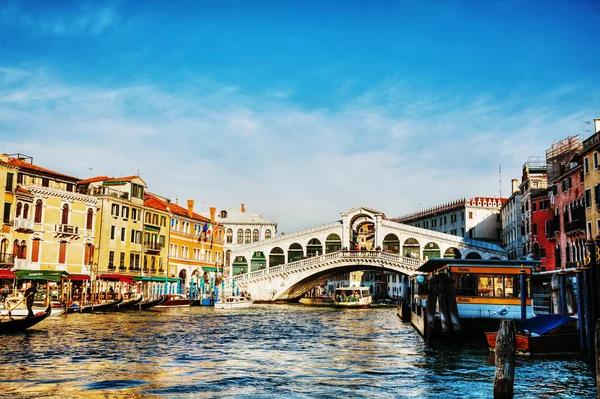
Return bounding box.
[214,295,253,309]
[408,258,539,343]
[334,287,372,308]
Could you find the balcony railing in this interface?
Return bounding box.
[13,217,35,232]
[0,253,15,265]
[55,224,79,235]
[82,186,130,200]
[143,242,162,252]
[546,217,560,239]
[14,259,33,270]
[565,218,586,235]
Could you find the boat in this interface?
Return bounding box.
[0,304,51,334]
[136,295,167,310]
[66,297,123,314]
[112,294,144,310]
[408,258,540,343]
[154,294,190,308]
[334,287,372,308]
[485,314,579,355]
[214,295,253,309]
[2,300,65,317]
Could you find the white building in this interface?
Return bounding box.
[500,179,523,260]
[392,197,505,245]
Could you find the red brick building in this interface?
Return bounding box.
[530,192,555,271]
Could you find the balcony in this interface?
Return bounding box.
[13,217,35,233]
[0,253,14,266]
[14,258,33,270]
[546,217,560,239]
[143,242,162,253]
[55,224,79,236]
[565,218,586,236]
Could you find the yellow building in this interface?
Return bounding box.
[78,176,172,298]
[2,154,97,278]
[582,121,600,238]
[0,157,19,275]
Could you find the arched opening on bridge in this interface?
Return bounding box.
[178,269,187,294]
[466,252,482,259]
[325,234,342,253]
[403,238,420,259]
[307,238,323,257]
[251,251,267,272]
[490,257,501,260]
[232,256,248,275]
[383,234,400,254]
[423,242,441,260]
[443,247,461,259]
[269,247,285,267]
[288,243,304,263]
[356,221,375,249]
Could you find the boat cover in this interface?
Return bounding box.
[517,314,576,335]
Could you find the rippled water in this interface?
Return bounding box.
[0,305,596,398]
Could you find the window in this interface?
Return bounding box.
[120,252,125,268]
[61,204,69,225]
[121,227,126,242]
[145,213,151,223]
[5,172,13,191]
[588,222,593,238]
[586,188,592,208]
[532,202,537,212]
[237,229,243,244]
[17,173,23,184]
[265,229,272,239]
[532,223,538,236]
[16,202,22,218]
[122,206,129,219]
[34,199,42,223]
[585,157,590,174]
[468,211,473,219]
[58,241,66,264]
[109,251,115,268]
[110,226,116,240]
[66,183,73,192]
[245,229,251,244]
[226,229,233,243]
[595,152,599,170]
[42,178,49,187]
[84,244,94,265]
[132,208,138,221]
[160,216,166,227]
[253,229,259,242]
[2,203,10,224]
[86,209,94,230]
[129,254,135,270]
[111,204,119,216]
[152,214,158,225]
[31,239,40,263]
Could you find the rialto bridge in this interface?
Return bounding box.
[229,206,506,301]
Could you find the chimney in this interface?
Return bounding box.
[511,179,519,194]
[0,154,8,162]
[210,207,216,223]
[241,203,245,213]
[595,118,600,134]
[187,200,194,217]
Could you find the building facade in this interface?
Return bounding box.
[500,179,522,260]
[519,157,549,260]
[581,120,600,239]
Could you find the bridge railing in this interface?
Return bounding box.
[233,249,422,283]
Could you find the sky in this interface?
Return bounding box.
[1,0,599,233]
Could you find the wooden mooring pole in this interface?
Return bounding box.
[494,319,515,399]
[595,319,600,398]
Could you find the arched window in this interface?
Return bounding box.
[0,239,8,256]
[226,229,233,244]
[16,202,22,218]
[86,209,94,230]
[23,203,29,219]
[13,240,20,259]
[245,229,251,244]
[237,229,243,244]
[20,240,27,259]
[265,229,272,239]
[61,204,69,225]
[252,229,259,242]
[34,199,43,223]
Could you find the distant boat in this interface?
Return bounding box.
[155,294,190,308]
[112,295,144,310]
[334,287,372,309]
[0,304,51,334]
[135,295,167,310]
[66,297,123,314]
[214,295,253,309]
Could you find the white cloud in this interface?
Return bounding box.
[0,67,595,233]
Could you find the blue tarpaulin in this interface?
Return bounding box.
[517,314,576,335]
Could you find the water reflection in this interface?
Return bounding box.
[0,305,595,398]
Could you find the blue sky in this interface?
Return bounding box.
[1,0,599,232]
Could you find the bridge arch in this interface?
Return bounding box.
[325,234,342,253]
[403,238,420,259]
[269,247,285,267]
[232,256,248,275]
[288,243,304,262]
[465,252,482,259]
[423,242,441,260]
[251,251,267,272]
[307,238,323,257]
[383,233,400,253]
[443,247,461,259]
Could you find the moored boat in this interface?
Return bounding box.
[154,294,190,308]
[214,295,253,309]
[112,294,144,310]
[66,297,123,314]
[136,295,167,310]
[334,287,372,309]
[485,314,579,355]
[0,304,52,334]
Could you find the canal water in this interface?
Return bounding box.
[0,305,596,398]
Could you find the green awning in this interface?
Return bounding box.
[133,276,179,282]
[202,267,217,272]
[15,270,70,282]
[144,225,160,232]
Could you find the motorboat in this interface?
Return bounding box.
[154,294,190,308]
[214,295,253,309]
[334,287,372,308]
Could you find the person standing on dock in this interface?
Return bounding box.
[24,282,38,319]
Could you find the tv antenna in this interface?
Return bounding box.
[499,165,502,198]
[581,120,591,138]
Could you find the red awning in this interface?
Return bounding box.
[69,274,90,281]
[96,273,134,284]
[0,269,15,279]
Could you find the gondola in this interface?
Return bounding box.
[136,296,167,310]
[113,295,144,310]
[0,304,52,334]
[66,297,124,314]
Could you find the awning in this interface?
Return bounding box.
[15,270,70,282]
[96,273,135,283]
[69,274,90,281]
[133,276,179,283]
[0,270,15,279]
[416,258,539,274]
[202,267,217,272]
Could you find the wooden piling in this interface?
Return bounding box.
[438,273,451,333]
[426,274,439,346]
[494,319,515,399]
[595,319,600,397]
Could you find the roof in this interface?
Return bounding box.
[168,201,210,222]
[144,193,170,212]
[416,258,540,273]
[79,176,110,184]
[144,194,210,222]
[78,175,146,185]
[212,208,276,224]
[8,157,80,181]
[16,186,31,194]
